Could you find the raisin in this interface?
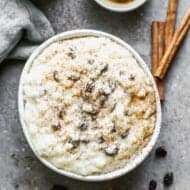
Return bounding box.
[58,106,65,119]
[51,185,67,190]
[39,89,47,97]
[128,74,135,81]
[149,180,157,190]
[85,81,95,93]
[80,139,89,144]
[163,172,173,186]
[53,71,59,82]
[88,59,95,65]
[67,52,76,59]
[68,139,80,149]
[155,147,167,158]
[110,122,116,133]
[124,110,129,116]
[99,63,108,75]
[121,129,130,139]
[110,103,116,112]
[51,123,61,131]
[79,120,88,131]
[97,136,105,144]
[91,115,97,121]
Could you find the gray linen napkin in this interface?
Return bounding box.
[0,0,55,63]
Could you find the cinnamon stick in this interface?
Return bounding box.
[152,22,165,100]
[165,0,178,49]
[152,22,159,73]
[155,8,190,79]
[158,23,166,63]
[158,22,165,100]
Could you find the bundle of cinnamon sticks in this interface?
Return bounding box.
[152,0,190,101]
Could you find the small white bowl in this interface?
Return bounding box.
[94,0,147,12]
[18,29,161,182]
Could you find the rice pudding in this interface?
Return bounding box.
[22,36,156,176]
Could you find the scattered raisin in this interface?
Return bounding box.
[53,71,59,82]
[98,136,105,144]
[81,139,89,144]
[155,147,167,158]
[67,52,76,59]
[110,103,117,112]
[163,172,174,186]
[51,123,61,131]
[99,63,108,75]
[121,129,130,139]
[110,122,116,133]
[91,115,97,121]
[85,81,95,93]
[68,139,80,149]
[79,120,88,131]
[51,185,67,190]
[124,108,130,116]
[149,180,157,190]
[128,74,135,81]
[88,59,95,65]
[33,89,47,98]
[58,106,65,119]
[40,89,47,97]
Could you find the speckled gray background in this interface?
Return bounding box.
[0,0,190,189]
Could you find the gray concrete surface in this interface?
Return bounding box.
[0,0,190,189]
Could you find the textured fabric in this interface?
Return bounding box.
[0,0,55,63]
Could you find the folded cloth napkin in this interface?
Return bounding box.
[0,0,55,63]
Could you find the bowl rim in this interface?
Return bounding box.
[18,29,161,182]
[94,0,147,12]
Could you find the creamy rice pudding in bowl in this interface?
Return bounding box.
[18,30,161,181]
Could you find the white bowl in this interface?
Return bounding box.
[18,29,161,182]
[94,0,147,12]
